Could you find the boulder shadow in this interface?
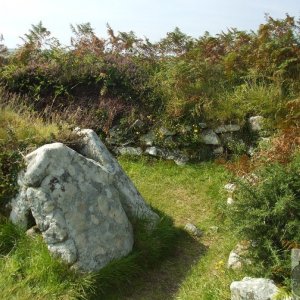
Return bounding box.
[101,226,207,300]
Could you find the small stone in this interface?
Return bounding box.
[227,197,234,205]
[145,146,158,156]
[199,123,208,129]
[230,277,278,300]
[227,251,242,269]
[215,124,240,133]
[159,127,175,136]
[184,223,203,237]
[224,183,236,193]
[227,241,251,270]
[247,146,255,156]
[249,116,264,132]
[201,129,221,145]
[174,156,189,166]
[213,146,224,155]
[140,132,155,146]
[116,146,143,156]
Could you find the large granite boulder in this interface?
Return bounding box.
[10,143,133,271]
[10,129,158,272]
[230,277,278,300]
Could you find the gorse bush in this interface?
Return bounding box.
[229,152,300,283]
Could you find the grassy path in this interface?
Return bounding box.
[116,157,244,300]
[0,157,246,300]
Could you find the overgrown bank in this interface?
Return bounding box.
[1,15,299,133]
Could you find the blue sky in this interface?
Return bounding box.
[1,0,300,48]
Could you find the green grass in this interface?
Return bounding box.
[116,157,248,299]
[0,219,91,300]
[0,134,252,299]
[1,109,296,300]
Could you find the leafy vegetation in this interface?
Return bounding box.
[0,15,299,133]
[228,152,300,285]
[0,13,299,300]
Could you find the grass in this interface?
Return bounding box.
[0,107,60,143]
[0,101,253,299]
[0,218,91,300]
[0,152,251,300]
[116,156,248,299]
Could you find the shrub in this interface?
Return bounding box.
[229,152,300,283]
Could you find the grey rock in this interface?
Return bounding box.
[227,197,234,205]
[292,248,300,270]
[249,116,264,132]
[201,129,221,145]
[227,242,252,270]
[247,146,255,156]
[228,251,242,269]
[145,147,188,166]
[199,123,208,129]
[116,146,143,156]
[184,223,203,237]
[145,146,158,156]
[224,183,236,193]
[159,127,175,136]
[75,129,159,224]
[230,277,278,300]
[213,146,224,155]
[11,143,134,271]
[11,129,158,271]
[174,156,189,166]
[130,119,144,129]
[140,131,156,146]
[215,124,240,133]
